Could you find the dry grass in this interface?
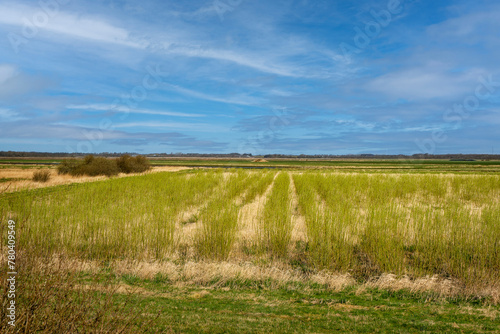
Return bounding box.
[234,173,277,253]
[0,166,189,192]
[288,173,308,244]
[0,251,160,333]
[111,258,355,290]
[175,173,237,248]
[362,274,459,297]
[45,255,500,301]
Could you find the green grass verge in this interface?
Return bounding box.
[79,274,500,333]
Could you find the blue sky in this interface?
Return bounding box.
[0,0,499,155]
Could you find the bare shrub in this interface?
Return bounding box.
[57,155,119,177]
[58,155,149,177]
[80,156,120,177]
[32,170,51,183]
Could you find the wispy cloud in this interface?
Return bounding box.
[66,104,205,118]
[162,83,265,106]
[113,121,228,132]
[0,2,145,48]
[165,46,305,78]
[0,108,26,121]
[365,66,485,100]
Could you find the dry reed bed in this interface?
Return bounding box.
[4,253,491,302]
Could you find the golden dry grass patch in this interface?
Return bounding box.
[0,165,190,192]
[189,290,211,299]
[0,167,108,192]
[288,173,308,244]
[177,205,203,244]
[149,166,191,173]
[310,271,356,291]
[234,174,277,251]
[0,251,102,274]
[9,253,500,301]
[363,273,461,297]
[106,258,357,290]
[113,259,182,281]
[174,174,235,247]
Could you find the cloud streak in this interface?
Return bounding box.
[66,104,205,118]
[0,2,145,48]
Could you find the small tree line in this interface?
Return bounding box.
[58,154,151,177]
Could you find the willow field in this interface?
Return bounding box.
[1,166,500,332]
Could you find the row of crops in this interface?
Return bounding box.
[1,169,499,287]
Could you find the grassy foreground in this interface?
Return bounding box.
[1,254,499,333]
[72,273,500,333]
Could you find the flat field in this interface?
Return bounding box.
[1,160,499,333]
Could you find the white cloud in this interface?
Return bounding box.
[66,104,205,118]
[162,83,265,106]
[0,3,343,79]
[0,64,17,85]
[426,8,500,43]
[365,66,485,100]
[0,108,16,118]
[0,64,51,99]
[334,119,376,130]
[114,121,227,132]
[164,43,346,79]
[0,108,27,121]
[168,46,301,78]
[0,3,145,48]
